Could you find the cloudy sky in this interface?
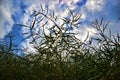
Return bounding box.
[0,0,120,54]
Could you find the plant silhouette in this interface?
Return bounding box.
[0,6,120,80]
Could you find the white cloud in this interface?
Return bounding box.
[108,20,120,35]
[85,0,104,12]
[0,0,14,38]
[81,11,86,20]
[21,39,37,54]
[60,0,80,6]
[72,25,97,42]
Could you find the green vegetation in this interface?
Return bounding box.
[0,7,120,80]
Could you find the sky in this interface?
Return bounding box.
[0,0,120,54]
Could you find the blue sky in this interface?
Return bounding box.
[0,0,120,54]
